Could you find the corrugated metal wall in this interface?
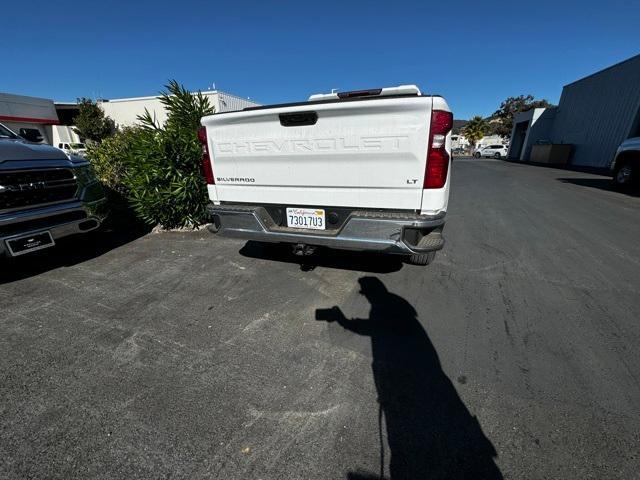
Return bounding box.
[551,55,640,168]
[216,92,260,113]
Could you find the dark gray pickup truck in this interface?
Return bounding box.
[0,122,107,257]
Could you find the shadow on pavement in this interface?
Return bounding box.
[239,241,404,274]
[316,277,503,480]
[0,222,149,284]
[558,177,640,197]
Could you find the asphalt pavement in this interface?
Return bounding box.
[1,158,639,479]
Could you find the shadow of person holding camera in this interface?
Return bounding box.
[316,277,502,480]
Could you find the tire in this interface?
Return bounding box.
[613,162,634,189]
[474,152,481,158]
[407,251,436,266]
[208,215,221,233]
[494,152,501,159]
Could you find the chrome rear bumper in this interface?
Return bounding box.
[208,204,445,255]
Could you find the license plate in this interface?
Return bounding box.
[5,231,55,256]
[286,208,325,230]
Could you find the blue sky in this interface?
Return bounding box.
[2,0,639,119]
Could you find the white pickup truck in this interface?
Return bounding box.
[198,85,453,265]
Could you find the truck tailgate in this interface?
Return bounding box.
[201,96,433,210]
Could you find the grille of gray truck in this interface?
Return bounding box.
[0,168,78,211]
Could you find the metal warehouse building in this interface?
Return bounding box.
[99,90,259,128]
[509,54,640,169]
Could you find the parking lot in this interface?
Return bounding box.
[1,158,639,479]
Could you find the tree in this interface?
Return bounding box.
[492,95,553,137]
[73,98,115,143]
[463,116,488,149]
[121,80,215,228]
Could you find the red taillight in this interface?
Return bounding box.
[424,149,449,188]
[424,110,453,189]
[197,126,215,185]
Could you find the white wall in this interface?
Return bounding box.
[99,91,259,128]
[99,95,166,128]
[49,125,82,146]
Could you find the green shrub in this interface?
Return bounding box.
[122,81,215,229]
[86,81,215,229]
[85,127,146,230]
[86,127,139,196]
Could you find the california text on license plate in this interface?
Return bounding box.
[286,208,325,230]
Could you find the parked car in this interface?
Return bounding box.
[474,144,508,159]
[56,142,88,157]
[199,85,452,266]
[0,122,107,257]
[611,137,639,188]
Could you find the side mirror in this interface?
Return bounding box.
[19,128,44,143]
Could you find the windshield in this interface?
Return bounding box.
[0,123,19,140]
